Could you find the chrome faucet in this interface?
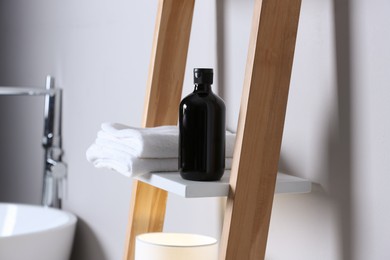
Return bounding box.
[0,76,66,208]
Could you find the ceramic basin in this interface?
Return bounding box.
[0,203,77,260]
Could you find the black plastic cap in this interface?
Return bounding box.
[194,68,213,84]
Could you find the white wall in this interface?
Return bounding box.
[1,0,389,259]
[350,1,390,259]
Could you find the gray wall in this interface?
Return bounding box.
[1,0,390,260]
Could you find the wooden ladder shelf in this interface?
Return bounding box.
[124,0,302,259]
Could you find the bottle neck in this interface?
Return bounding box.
[194,83,212,93]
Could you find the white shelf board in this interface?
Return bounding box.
[135,171,311,198]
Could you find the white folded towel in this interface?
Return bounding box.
[97,123,236,159]
[86,143,233,177]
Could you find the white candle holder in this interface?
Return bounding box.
[135,232,218,260]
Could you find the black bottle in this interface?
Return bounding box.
[179,68,226,181]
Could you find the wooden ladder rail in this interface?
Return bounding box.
[123,1,195,260]
[124,0,301,259]
[219,0,302,259]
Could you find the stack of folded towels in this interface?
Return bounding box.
[86,123,236,177]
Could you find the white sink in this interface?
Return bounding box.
[0,203,77,260]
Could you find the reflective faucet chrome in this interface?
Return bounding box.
[0,76,66,208]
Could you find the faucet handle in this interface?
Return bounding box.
[43,159,67,207]
[51,161,67,179]
[47,159,67,179]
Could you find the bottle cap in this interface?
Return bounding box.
[194,68,213,84]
